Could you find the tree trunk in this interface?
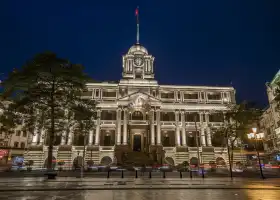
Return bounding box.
[47,81,55,171]
[226,131,233,179]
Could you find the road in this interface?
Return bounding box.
[0,177,280,199]
[1,189,280,200]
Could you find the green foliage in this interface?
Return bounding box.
[1,52,94,169]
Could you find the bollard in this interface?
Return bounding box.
[121,170,124,178]
[190,170,193,179]
[180,171,182,178]
[135,170,138,178]
[163,171,166,178]
[149,171,152,179]
[202,169,205,179]
[107,171,110,179]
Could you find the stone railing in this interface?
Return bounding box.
[129,120,148,125]
[161,122,176,126]
[99,146,115,151]
[101,120,116,125]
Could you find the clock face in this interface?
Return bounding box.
[134,57,144,66]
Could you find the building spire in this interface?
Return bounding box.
[135,6,140,44]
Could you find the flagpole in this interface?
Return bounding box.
[136,7,139,44]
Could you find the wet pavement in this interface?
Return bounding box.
[0,177,280,191]
[1,189,280,200]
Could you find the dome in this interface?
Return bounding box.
[128,44,148,54]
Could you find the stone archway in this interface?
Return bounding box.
[164,157,175,166]
[100,156,113,166]
[44,156,56,169]
[190,157,198,166]
[216,157,226,167]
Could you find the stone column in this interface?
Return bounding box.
[32,126,39,145]
[205,113,212,146]
[67,127,73,145]
[150,109,155,145]
[95,109,101,145]
[39,129,45,145]
[60,130,66,145]
[123,108,128,145]
[200,128,206,146]
[181,111,187,146]
[117,108,122,145]
[206,126,212,146]
[199,113,206,146]
[156,109,161,145]
[88,130,94,145]
[175,111,181,146]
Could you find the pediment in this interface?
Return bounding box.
[117,91,160,103]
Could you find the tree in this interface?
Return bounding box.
[0,98,19,147]
[213,101,262,178]
[1,52,91,172]
[71,99,96,176]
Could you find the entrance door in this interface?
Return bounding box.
[133,135,141,151]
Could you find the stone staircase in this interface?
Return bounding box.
[123,151,154,166]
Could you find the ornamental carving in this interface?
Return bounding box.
[128,95,151,112]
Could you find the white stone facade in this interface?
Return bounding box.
[26,43,240,169]
[260,70,280,152]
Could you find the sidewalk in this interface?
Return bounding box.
[0,177,279,191]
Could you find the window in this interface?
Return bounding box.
[184,93,198,99]
[161,92,174,99]
[22,131,27,137]
[207,92,221,100]
[101,110,116,120]
[185,113,199,122]
[131,111,144,120]
[20,142,25,148]
[209,113,224,122]
[14,142,19,148]
[102,90,116,98]
[161,112,175,121]
[16,130,21,136]
[95,89,100,97]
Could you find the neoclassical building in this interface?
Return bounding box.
[25,40,242,169]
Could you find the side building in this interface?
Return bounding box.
[260,70,280,157]
[25,42,246,169]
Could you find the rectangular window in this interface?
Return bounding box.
[16,130,21,136]
[161,92,174,99]
[207,92,221,100]
[102,90,116,98]
[95,89,100,98]
[184,93,199,99]
[22,131,27,137]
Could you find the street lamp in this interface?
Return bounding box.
[247,128,265,179]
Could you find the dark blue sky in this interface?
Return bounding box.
[1,0,279,107]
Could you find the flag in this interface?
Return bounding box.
[135,7,139,24]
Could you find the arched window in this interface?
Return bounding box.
[131,111,144,120]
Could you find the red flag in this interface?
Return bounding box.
[135,7,139,16]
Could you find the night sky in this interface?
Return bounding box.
[1,0,279,107]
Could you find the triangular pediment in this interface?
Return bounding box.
[117,91,161,102]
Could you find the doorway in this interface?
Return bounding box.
[133,135,141,151]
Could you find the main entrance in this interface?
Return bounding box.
[133,135,141,151]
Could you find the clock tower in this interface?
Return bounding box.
[122,44,155,80]
[122,7,155,80]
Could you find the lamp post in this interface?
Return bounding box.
[247,128,265,179]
